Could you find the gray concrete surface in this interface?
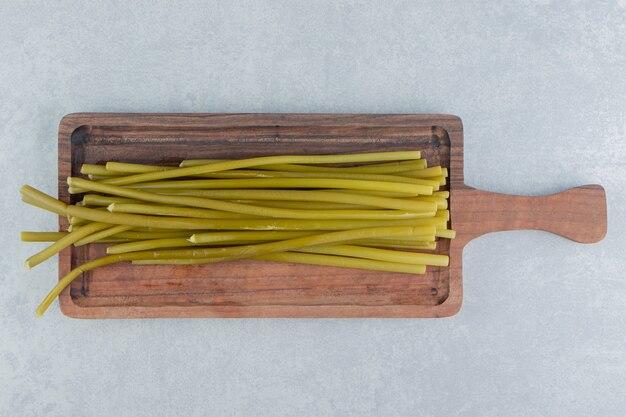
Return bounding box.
[1,1,624,416]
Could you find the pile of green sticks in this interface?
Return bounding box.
[21,151,454,316]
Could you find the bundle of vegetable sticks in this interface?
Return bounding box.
[21,151,455,316]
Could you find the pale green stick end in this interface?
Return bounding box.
[35,304,46,317]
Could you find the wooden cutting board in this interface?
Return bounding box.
[57,113,607,318]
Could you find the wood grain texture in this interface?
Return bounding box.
[451,186,607,244]
[56,113,606,318]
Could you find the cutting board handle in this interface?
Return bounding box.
[453,185,607,244]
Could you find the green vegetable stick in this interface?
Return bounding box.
[69,216,87,226]
[176,159,226,167]
[258,252,428,273]
[104,161,277,179]
[106,162,432,185]
[175,170,431,183]
[39,189,447,231]
[107,232,438,255]
[228,200,373,210]
[319,189,426,197]
[435,229,456,239]
[119,168,439,186]
[25,185,446,231]
[82,195,144,206]
[69,207,114,225]
[107,230,333,254]
[109,203,434,221]
[21,232,68,242]
[358,235,436,244]
[88,175,116,180]
[123,239,436,253]
[108,203,263,219]
[114,230,198,239]
[104,162,176,173]
[401,166,443,178]
[133,252,427,275]
[109,239,295,252]
[82,208,445,230]
[68,177,437,213]
[356,241,437,250]
[96,151,423,186]
[80,164,123,176]
[179,158,427,173]
[74,224,134,246]
[189,225,434,244]
[20,187,66,215]
[297,244,449,266]
[119,188,435,212]
[21,195,61,215]
[436,210,450,221]
[25,222,110,269]
[110,231,318,253]
[36,225,424,316]
[112,227,444,254]
[20,232,130,243]
[353,238,436,247]
[415,196,447,209]
[125,178,433,196]
[107,237,195,254]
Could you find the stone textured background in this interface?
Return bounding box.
[1,1,624,416]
